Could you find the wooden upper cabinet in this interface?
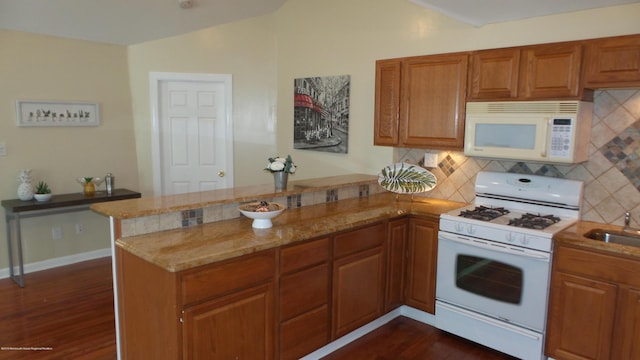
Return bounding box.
[519,42,584,99]
[584,34,640,88]
[374,59,401,146]
[469,48,520,99]
[374,53,468,150]
[400,53,468,150]
[469,42,586,100]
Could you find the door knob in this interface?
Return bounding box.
[217,170,225,178]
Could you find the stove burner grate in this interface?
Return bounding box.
[508,213,561,230]
[459,206,510,221]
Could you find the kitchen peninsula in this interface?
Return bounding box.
[91,174,465,359]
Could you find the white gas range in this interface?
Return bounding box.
[435,171,584,360]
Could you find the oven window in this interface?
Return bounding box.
[455,255,523,304]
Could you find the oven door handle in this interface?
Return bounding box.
[439,233,550,262]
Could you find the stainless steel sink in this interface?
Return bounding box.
[584,228,640,247]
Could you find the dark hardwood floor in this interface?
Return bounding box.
[322,316,517,360]
[0,258,516,360]
[0,257,116,360]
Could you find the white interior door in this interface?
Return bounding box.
[151,73,233,196]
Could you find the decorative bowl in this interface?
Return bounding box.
[378,162,437,194]
[34,193,52,202]
[238,202,286,229]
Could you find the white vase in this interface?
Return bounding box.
[18,182,34,201]
[17,169,34,201]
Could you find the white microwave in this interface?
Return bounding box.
[463,101,593,163]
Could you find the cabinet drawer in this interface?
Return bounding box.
[280,305,329,360]
[180,249,275,306]
[280,263,329,321]
[280,237,329,274]
[555,245,640,288]
[333,222,385,258]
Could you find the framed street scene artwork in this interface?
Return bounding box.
[294,75,350,154]
[16,100,100,127]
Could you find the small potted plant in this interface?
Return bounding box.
[34,181,52,202]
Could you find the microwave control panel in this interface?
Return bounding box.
[549,118,573,158]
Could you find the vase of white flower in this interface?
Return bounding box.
[273,172,288,191]
[265,155,296,191]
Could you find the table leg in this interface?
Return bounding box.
[6,211,24,287]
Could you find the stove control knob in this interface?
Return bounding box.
[466,224,476,234]
[455,222,464,232]
[520,236,530,245]
[509,232,524,243]
[506,232,516,242]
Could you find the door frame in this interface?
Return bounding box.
[149,72,234,196]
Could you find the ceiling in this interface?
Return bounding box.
[0,0,637,45]
[410,0,640,27]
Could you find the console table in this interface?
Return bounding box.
[1,189,141,287]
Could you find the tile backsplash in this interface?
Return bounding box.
[395,89,640,227]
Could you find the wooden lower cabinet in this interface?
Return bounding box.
[612,287,640,359]
[385,218,408,312]
[332,223,386,339]
[279,237,330,360]
[116,247,276,360]
[405,216,438,314]
[182,283,275,360]
[546,272,617,360]
[546,244,640,360]
[117,217,443,359]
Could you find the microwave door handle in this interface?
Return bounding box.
[540,117,551,158]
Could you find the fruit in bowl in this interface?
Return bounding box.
[238,201,286,228]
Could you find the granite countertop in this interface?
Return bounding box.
[91,174,379,219]
[116,193,465,272]
[555,221,640,261]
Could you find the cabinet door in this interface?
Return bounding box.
[400,53,468,150]
[546,272,617,360]
[612,287,640,359]
[374,59,402,146]
[404,217,438,314]
[385,218,408,312]
[469,48,520,99]
[332,246,385,339]
[584,35,640,88]
[519,43,583,99]
[182,283,275,360]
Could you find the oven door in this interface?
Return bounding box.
[436,231,551,331]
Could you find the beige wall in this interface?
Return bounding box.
[127,15,278,195]
[0,30,138,269]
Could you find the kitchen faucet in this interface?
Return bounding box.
[623,211,640,234]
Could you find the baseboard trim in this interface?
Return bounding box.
[300,305,435,360]
[0,248,112,279]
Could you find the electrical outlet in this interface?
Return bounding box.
[52,227,62,240]
[75,223,84,234]
[0,141,6,156]
[424,152,439,168]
